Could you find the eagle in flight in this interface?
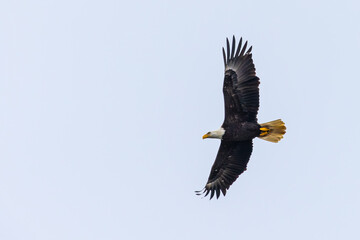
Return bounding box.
[196,36,286,199]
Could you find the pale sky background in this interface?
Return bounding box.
[1,0,360,239]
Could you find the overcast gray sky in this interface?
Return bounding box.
[1,0,360,239]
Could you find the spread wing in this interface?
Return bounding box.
[222,36,260,124]
[196,140,253,199]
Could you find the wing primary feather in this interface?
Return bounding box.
[221,187,227,196]
[210,189,215,200]
[222,47,226,67]
[204,189,210,197]
[226,38,230,62]
[240,41,248,56]
[235,37,242,57]
[246,46,253,54]
[195,188,205,195]
[230,35,236,59]
[216,188,221,199]
[203,187,210,197]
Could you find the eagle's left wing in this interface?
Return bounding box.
[196,140,253,199]
[222,36,260,124]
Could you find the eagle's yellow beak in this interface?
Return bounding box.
[202,133,210,139]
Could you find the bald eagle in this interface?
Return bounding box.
[196,36,286,199]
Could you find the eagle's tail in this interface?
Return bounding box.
[258,119,286,143]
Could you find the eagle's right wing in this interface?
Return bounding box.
[196,140,253,199]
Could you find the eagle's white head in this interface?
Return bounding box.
[202,127,225,139]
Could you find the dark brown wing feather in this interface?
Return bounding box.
[222,36,260,124]
[196,140,253,199]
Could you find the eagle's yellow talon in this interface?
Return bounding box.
[259,127,270,137]
[260,131,269,137]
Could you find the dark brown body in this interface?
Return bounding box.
[222,122,261,141]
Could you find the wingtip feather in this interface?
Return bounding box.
[240,41,248,56]
[226,38,230,62]
[235,37,242,57]
[231,36,236,59]
[210,190,215,200]
[222,47,226,67]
